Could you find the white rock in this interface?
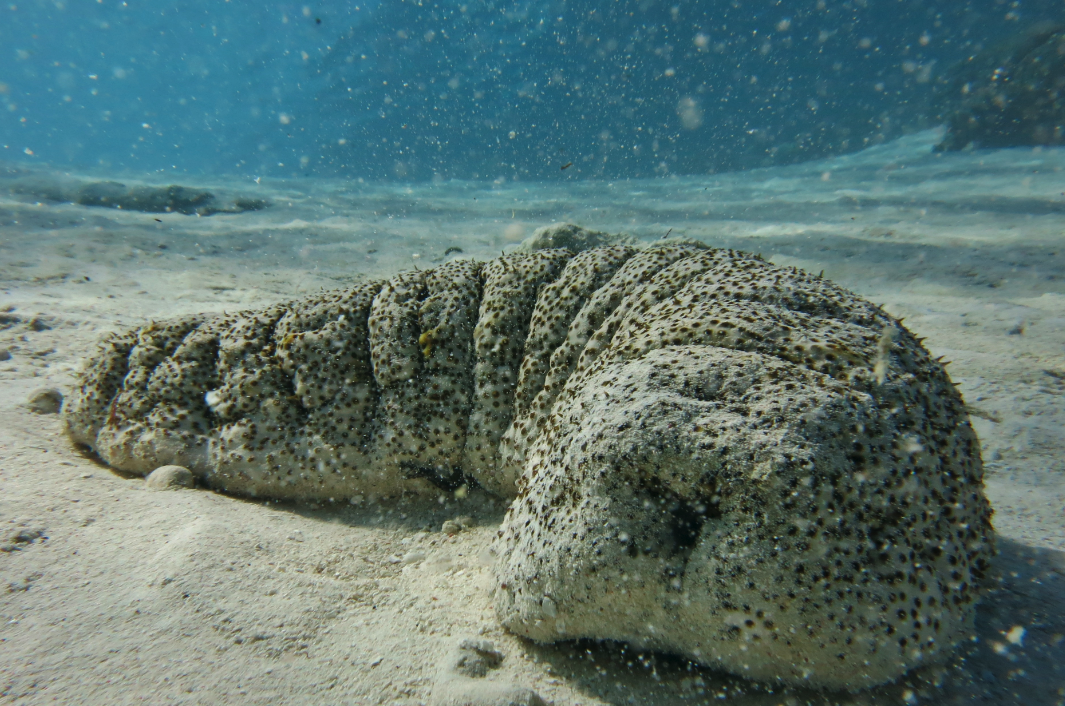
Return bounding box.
[27,388,63,414]
[145,465,195,490]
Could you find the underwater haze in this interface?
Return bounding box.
[2,0,1065,179]
[2,2,1065,706]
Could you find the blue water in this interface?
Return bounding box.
[2,0,1063,180]
[0,0,363,174]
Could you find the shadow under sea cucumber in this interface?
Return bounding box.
[62,224,994,692]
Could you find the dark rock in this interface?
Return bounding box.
[74,180,139,209]
[231,197,270,212]
[935,23,1065,151]
[77,182,215,215]
[7,175,269,216]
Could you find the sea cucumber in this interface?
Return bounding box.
[63,226,993,690]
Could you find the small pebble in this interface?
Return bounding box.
[27,388,63,414]
[442,516,475,535]
[0,349,11,361]
[145,465,195,490]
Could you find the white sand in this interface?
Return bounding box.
[1,131,1063,704]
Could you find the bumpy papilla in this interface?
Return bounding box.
[63,225,993,691]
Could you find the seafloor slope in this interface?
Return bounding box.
[0,130,1062,704]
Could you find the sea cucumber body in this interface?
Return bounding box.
[64,239,993,690]
[66,244,700,500]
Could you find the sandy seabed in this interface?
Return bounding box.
[1,131,1063,705]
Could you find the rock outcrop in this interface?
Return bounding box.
[935,23,1065,151]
